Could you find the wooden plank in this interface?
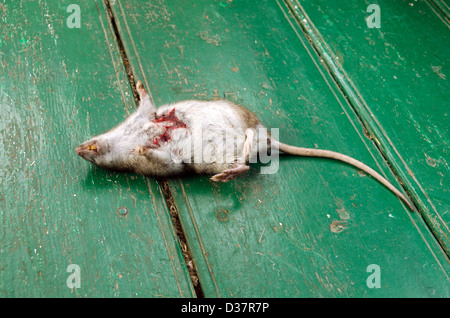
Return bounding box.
[112,0,450,297]
[0,0,193,297]
[290,0,450,254]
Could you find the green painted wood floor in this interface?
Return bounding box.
[0,0,449,297]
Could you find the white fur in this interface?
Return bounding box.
[77,95,267,177]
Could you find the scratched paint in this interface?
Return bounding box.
[295,0,450,254]
[112,0,450,297]
[0,0,193,297]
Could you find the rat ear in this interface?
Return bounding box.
[136,80,156,119]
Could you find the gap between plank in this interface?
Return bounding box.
[103,0,205,298]
[282,0,450,260]
[282,0,417,211]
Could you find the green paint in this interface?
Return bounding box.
[0,0,193,297]
[292,0,450,255]
[1,0,448,298]
[112,0,450,297]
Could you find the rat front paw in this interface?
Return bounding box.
[135,144,149,155]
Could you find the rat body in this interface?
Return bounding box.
[76,81,414,210]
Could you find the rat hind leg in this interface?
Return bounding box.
[208,129,253,182]
[243,128,254,162]
[210,163,250,182]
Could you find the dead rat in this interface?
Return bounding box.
[76,80,414,211]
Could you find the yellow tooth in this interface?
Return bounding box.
[87,145,91,150]
[91,144,97,150]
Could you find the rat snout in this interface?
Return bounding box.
[75,141,100,160]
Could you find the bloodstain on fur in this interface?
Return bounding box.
[151,108,187,147]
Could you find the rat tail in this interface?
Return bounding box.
[271,139,414,211]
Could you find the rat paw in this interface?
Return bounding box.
[243,128,254,160]
[210,164,250,182]
[136,80,147,99]
[243,140,252,161]
[210,173,232,182]
[135,144,149,155]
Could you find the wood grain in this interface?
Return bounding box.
[111,0,450,297]
[0,0,193,297]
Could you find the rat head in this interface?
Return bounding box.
[75,111,151,172]
[76,80,158,173]
[75,134,124,171]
